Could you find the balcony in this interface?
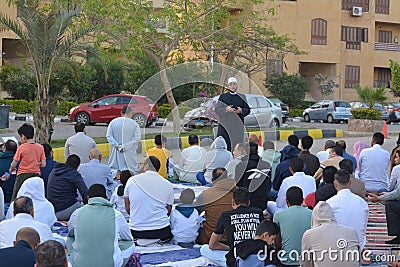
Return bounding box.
[374,42,400,51]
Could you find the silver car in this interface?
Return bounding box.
[183,94,282,128]
[303,100,352,123]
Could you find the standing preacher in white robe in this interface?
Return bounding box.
[107,106,141,175]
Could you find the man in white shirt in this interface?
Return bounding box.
[267,157,316,215]
[64,122,96,164]
[327,169,369,248]
[78,148,116,199]
[316,140,335,163]
[125,156,174,241]
[359,132,390,192]
[0,196,53,248]
[176,134,207,184]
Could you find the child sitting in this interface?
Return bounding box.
[235,220,279,267]
[110,170,131,222]
[170,188,203,248]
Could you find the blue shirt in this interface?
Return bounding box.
[343,151,357,172]
[78,159,116,198]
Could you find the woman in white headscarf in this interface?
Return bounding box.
[6,177,56,227]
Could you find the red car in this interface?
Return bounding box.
[69,94,159,127]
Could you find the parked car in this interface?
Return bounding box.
[386,103,400,123]
[183,94,282,128]
[349,101,389,121]
[303,100,352,123]
[69,94,159,127]
[269,98,289,123]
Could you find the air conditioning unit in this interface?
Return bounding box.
[350,6,363,16]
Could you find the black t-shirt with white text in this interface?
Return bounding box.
[214,205,264,267]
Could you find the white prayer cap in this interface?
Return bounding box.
[228,77,237,84]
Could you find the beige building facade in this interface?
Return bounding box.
[252,0,400,101]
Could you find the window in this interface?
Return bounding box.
[375,68,391,87]
[257,97,272,108]
[311,19,327,45]
[345,65,360,88]
[342,0,369,11]
[247,97,258,109]
[321,101,330,108]
[341,26,368,50]
[266,59,283,77]
[379,30,392,43]
[117,96,133,105]
[376,0,389,14]
[96,96,118,106]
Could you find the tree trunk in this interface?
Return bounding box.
[247,72,252,94]
[159,66,181,134]
[217,48,236,95]
[34,86,53,144]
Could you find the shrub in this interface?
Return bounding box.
[56,101,79,116]
[289,109,303,118]
[0,99,34,113]
[351,109,381,120]
[158,104,172,119]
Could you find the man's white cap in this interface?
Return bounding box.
[228,77,238,84]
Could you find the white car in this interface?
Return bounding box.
[183,94,282,128]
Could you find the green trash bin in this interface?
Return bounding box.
[0,105,11,129]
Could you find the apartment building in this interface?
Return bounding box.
[1,0,400,102]
[252,0,400,101]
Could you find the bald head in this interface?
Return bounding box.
[16,227,40,249]
[89,148,102,160]
[248,134,258,144]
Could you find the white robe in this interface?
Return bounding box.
[107,116,141,174]
[6,177,57,228]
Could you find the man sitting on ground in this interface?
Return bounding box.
[68,184,134,267]
[0,196,53,248]
[64,122,96,164]
[35,240,68,267]
[336,140,357,172]
[125,156,174,241]
[200,187,264,267]
[194,168,236,245]
[315,139,335,163]
[78,148,115,198]
[0,227,40,266]
[268,158,316,215]
[176,134,207,183]
[314,144,344,184]
[0,140,18,205]
[303,166,337,209]
[299,136,320,176]
[359,132,390,192]
[261,141,281,180]
[40,144,58,196]
[339,158,366,199]
[327,169,369,248]
[273,186,312,266]
[225,143,248,179]
[147,134,172,179]
[47,155,88,221]
[235,142,271,211]
[301,201,360,267]
[235,220,279,266]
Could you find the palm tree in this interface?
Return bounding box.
[355,85,388,109]
[0,0,94,142]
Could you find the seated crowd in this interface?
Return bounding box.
[1,122,400,267]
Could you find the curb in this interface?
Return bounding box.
[51,128,344,162]
[9,115,69,123]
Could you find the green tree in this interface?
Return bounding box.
[0,64,36,100]
[266,73,309,108]
[390,59,400,97]
[355,85,387,109]
[0,0,95,142]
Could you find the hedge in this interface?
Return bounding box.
[350,109,381,120]
[158,104,171,119]
[289,109,304,118]
[0,99,79,115]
